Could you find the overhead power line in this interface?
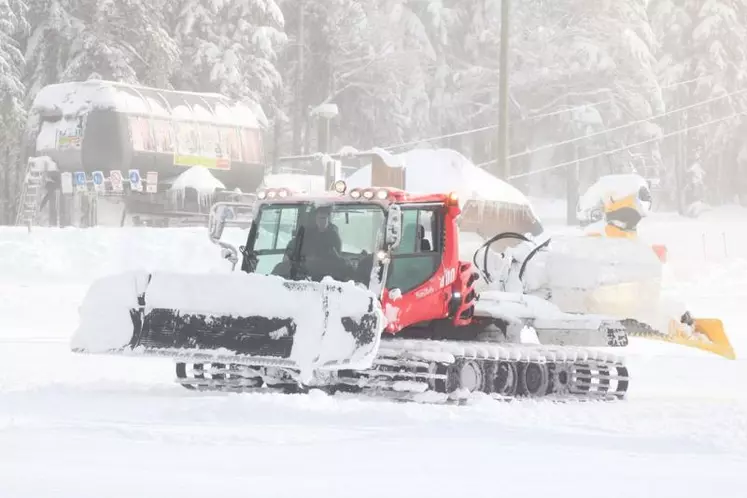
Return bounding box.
[476,86,747,167]
[380,74,721,153]
[506,110,747,180]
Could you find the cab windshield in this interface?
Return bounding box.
[245,201,386,285]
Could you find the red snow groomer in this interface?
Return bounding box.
[72,180,630,403]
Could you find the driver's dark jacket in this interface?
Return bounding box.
[274,224,347,281]
[294,224,342,259]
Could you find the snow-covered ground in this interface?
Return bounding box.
[2,207,746,497]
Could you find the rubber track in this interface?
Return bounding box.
[337,338,629,402]
[175,338,629,403]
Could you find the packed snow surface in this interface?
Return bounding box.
[2,207,747,497]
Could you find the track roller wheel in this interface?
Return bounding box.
[437,359,491,395]
[517,361,550,397]
[549,362,573,396]
[456,359,487,392]
[492,361,518,396]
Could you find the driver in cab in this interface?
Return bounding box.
[273,205,347,281]
[300,206,342,259]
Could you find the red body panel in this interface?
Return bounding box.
[377,190,479,335]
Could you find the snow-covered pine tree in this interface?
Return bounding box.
[650,0,747,204]
[405,0,461,148]
[455,0,664,194]
[0,0,29,222]
[342,0,435,147]
[170,0,286,115]
[277,0,438,153]
[62,0,179,86]
[21,0,73,105]
[23,0,178,91]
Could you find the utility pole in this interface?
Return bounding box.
[497,0,511,181]
[292,0,305,156]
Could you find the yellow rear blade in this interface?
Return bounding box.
[663,317,736,360]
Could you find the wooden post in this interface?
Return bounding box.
[496,0,510,180]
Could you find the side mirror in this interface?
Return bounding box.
[385,204,402,249]
[208,204,230,241]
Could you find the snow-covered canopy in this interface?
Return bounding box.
[168,166,226,194]
[28,79,262,128]
[346,148,533,210]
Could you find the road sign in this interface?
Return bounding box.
[146,171,158,193]
[60,172,73,194]
[73,171,87,192]
[110,170,123,192]
[91,171,105,192]
[129,169,142,192]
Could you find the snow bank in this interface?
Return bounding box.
[0,226,246,284]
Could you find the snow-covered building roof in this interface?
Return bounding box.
[28,79,264,128]
[346,148,532,209]
[346,147,544,236]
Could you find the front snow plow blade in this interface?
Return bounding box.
[623,315,735,360]
[71,271,386,379]
[679,318,735,360]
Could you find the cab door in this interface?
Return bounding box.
[383,203,448,331]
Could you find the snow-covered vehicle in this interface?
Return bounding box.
[23,79,265,227]
[71,181,630,403]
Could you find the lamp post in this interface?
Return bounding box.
[310,103,340,184]
[310,103,339,154]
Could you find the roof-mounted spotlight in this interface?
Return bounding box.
[333,180,347,194]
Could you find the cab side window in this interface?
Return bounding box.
[387,207,441,293]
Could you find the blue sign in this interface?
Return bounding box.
[73,171,86,186]
[129,170,141,184]
[92,171,104,186]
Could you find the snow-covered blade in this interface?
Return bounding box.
[71,271,386,380]
[624,316,736,360]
